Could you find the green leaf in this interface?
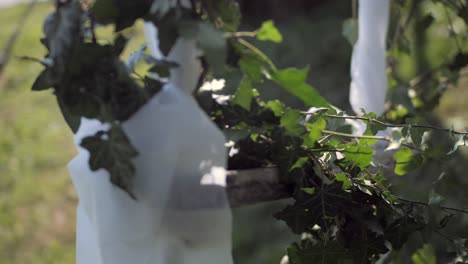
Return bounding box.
[394,147,423,176]
[80,126,138,198]
[412,244,436,264]
[270,67,329,107]
[303,118,327,147]
[43,1,82,70]
[209,0,241,32]
[275,184,354,234]
[32,68,53,91]
[402,125,429,147]
[362,112,386,135]
[342,18,358,46]
[239,54,266,83]
[301,187,316,195]
[256,20,283,43]
[360,127,378,145]
[274,204,319,234]
[342,143,374,170]
[57,96,81,133]
[290,157,308,172]
[280,109,307,137]
[232,77,255,111]
[335,173,352,190]
[266,100,285,117]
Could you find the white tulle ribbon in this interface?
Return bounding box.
[69,4,233,262]
[349,0,390,116]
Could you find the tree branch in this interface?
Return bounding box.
[317,114,468,136]
[226,167,293,207]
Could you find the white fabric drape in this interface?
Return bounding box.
[69,3,233,263]
[349,0,390,116]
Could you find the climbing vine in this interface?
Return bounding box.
[31,0,468,263]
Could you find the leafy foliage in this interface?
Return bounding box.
[80,126,138,198]
[256,20,283,43]
[30,0,468,263]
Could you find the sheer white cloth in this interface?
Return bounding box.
[349,0,390,116]
[68,14,233,264]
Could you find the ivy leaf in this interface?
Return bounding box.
[341,143,374,170]
[57,96,81,133]
[362,112,386,135]
[256,20,283,43]
[385,130,403,151]
[280,109,307,137]
[32,68,54,91]
[275,184,354,234]
[303,118,327,148]
[411,128,429,147]
[232,77,255,111]
[383,212,425,250]
[43,1,82,70]
[360,127,378,145]
[290,157,308,172]
[335,173,352,190]
[205,0,241,32]
[301,187,316,195]
[270,66,330,108]
[394,147,423,176]
[239,54,267,83]
[80,126,138,198]
[266,100,285,117]
[274,203,319,234]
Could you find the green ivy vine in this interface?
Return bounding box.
[31,0,468,263]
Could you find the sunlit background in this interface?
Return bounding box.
[0,0,467,263]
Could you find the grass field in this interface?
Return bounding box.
[0,2,77,263]
[0,2,466,264]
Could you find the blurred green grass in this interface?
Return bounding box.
[0,2,78,264]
